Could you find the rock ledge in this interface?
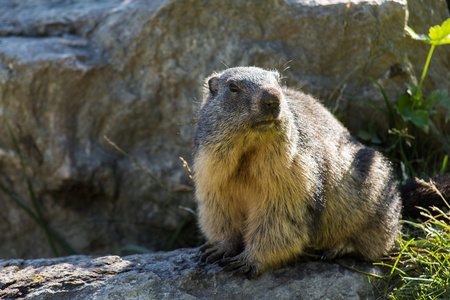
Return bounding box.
[0,248,384,300]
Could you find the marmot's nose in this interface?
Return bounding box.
[261,89,281,119]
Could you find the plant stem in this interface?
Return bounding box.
[416,45,435,104]
[104,135,179,202]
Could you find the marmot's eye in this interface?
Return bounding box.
[229,83,239,93]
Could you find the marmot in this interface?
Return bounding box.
[193,66,401,276]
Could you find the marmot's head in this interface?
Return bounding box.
[201,66,286,132]
[194,67,293,154]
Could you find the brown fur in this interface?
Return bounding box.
[401,175,450,219]
[193,67,401,276]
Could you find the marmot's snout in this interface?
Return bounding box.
[259,89,281,120]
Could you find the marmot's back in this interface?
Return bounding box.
[193,66,401,276]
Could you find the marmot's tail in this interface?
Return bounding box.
[400,174,450,219]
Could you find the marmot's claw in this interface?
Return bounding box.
[219,260,242,273]
[206,252,223,264]
[198,243,232,264]
[196,251,204,261]
[198,252,209,263]
[320,252,334,261]
[199,247,216,263]
[217,256,236,267]
[218,258,256,278]
[244,268,257,279]
[231,265,252,278]
[197,243,214,262]
[199,243,214,253]
[197,253,207,263]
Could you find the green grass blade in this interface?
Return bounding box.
[7,123,60,256]
[383,238,415,296]
[398,141,417,178]
[344,94,387,114]
[0,182,39,222]
[117,244,153,254]
[441,155,448,174]
[369,78,396,129]
[165,217,190,251]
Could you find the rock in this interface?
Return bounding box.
[0,0,449,258]
[0,248,385,299]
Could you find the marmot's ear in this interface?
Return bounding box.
[208,77,219,96]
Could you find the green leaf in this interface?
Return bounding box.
[394,94,430,130]
[358,130,372,141]
[358,121,381,144]
[400,107,430,131]
[406,18,450,45]
[424,90,450,110]
[395,94,414,114]
[405,26,432,44]
[428,18,450,45]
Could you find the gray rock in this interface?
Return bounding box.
[0,248,385,299]
[0,0,448,258]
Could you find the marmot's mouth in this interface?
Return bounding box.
[252,119,279,130]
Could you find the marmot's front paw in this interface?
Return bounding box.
[198,241,242,264]
[321,244,355,260]
[217,252,260,278]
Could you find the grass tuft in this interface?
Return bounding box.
[378,199,450,298]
